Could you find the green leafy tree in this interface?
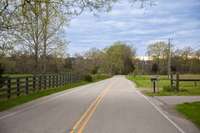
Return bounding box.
[103,41,135,75]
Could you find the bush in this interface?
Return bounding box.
[163,85,173,92]
[84,75,93,82]
[92,74,111,81]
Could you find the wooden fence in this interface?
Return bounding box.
[170,73,200,91]
[0,72,82,99]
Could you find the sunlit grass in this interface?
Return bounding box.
[127,75,200,96]
[176,102,200,128]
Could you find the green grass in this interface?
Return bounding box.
[176,102,200,128]
[0,75,111,111]
[127,75,200,96]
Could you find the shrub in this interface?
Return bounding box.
[84,75,93,82]
[92,74,111,81]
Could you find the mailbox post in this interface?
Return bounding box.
[150,76,158,93]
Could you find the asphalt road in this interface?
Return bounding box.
[0,76,186,133]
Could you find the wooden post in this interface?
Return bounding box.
[61,74,64,86]
[39,76,42,90]
[7,78,11,99]
[25,77,29,95]
[61,74,63,85]
[16,78,20,96]
[153,80,156,93]
[52,75,55,87]
[56,75,58,87]
[33,76,36,91]
[44,75,47,89]
[69,72,71,88]
[63,74,65,85]
[170,73,173,89]
[59,74,62,86]
[67,73,70,83]
[176,73,179,91]
[49,75,51,88]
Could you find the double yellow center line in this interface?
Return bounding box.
[70,82,114,133]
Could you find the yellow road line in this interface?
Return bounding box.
[70,82,113,133]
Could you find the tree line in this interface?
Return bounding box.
[135,41,200,75]
[0,41,136,76]
[0,0,148,75]
[75,41,136,76]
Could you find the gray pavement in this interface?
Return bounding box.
[0,76,195,133]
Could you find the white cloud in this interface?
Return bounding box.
[65,0,200,56]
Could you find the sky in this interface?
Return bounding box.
[64,0,200,56]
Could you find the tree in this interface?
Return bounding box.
[102,41,135,75]
[0,0,151,33]
[0,0,118,73]
[0,35,14,56]
[147,41,169,74]
[151,63,159,74]
[195,49,200,60]
[72,54,93,76]
[147,41,168,62]
[84,48,104,74]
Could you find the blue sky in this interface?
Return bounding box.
[65,0,200,56]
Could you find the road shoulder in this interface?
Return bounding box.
[149,96,200,133]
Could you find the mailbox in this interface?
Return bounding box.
[150,76,159,93]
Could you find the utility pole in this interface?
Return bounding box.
[168,38,172,78]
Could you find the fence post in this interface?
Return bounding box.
[67,72,69,83]
[176,73,179,91]
[49,75,51,88]
[56,75,58,87]
[63,74,65,85]
[62,74,64,85]
[39,76,42,90]
[52,75,55,87]
[170,73,173,89]
[70,72,72,83]
[61,74,63,85]
[16,78,20,96]
[69,72,71,88]
[44,75,47,89]
[33,76,36,91]
[25,77,29,95]
[7,78,11,99]
[59,74,61,86]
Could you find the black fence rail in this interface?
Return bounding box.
[0,72,82,99]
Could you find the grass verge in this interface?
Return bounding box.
[127,75,200,96]
[0,76,110,112]
[176,102,200,128]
